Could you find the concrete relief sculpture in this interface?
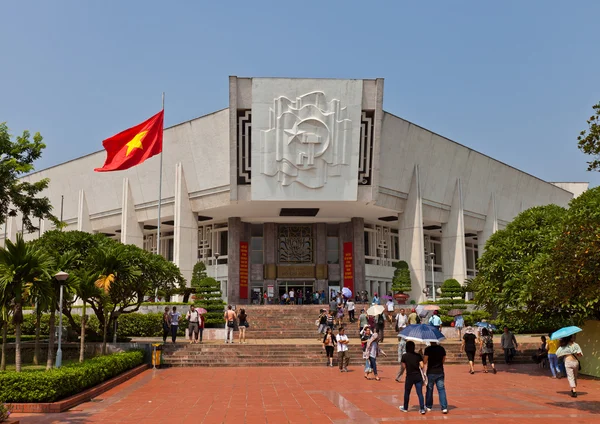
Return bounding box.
[260,92,352,189]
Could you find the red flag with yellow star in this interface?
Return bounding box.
[94,110,164,172]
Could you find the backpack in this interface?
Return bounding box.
[485,336,494,349]
[416,315,421,324]
[377,314,385,325]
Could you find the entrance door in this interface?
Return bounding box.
[278,280,315,304]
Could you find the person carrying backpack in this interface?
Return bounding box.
[479,328,497,374]
[376,313,385,342]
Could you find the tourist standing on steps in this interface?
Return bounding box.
[395,308,408,333]
[556,335,583,398]
[386,298,395,323]
[322,327,337,367]
[454,314,464,339]
[408,308,419,325]
[238,308,249,344]
[376,312,385,342]
[336,304,345,327]
[198,311,205,343]
[327,310,335,331]
[424,341,448,414]
[428,310,442,330]
[336,326,350,372]
[479,328,497,374]
[462,326,477,374]
[346,299,356,323]
[372,293,380,305]
[224,305,237,343]
[186,305,200,344]
[399,341,426,415]
[364,332,386,381]
[170,306,182,343]
[289,288,295,305]
[395,336,407,382]
[501,326,518,365]
[162,307,171,343]
[358,309,368,333]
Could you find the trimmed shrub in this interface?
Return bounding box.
[0,350,144,403]
[440,279,463,299]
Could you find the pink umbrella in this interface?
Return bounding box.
[194,307,208,314]
[422,305,440,311]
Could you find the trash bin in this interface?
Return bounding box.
[152,343,163,368]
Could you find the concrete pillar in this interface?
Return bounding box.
[351,217,366,294]
[77,190,92,233]
[227,217,242,304]
[174,163,198,286]
[6,215,18,243]
[398,165,426,302]
[315,223,328,295]
[263,223,277,299]
[478,193,498,255]
[120,178,143,248]
[442,178,467,284]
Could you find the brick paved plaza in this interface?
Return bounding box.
[11,364,600,423]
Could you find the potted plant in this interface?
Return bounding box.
[391,261,412,304]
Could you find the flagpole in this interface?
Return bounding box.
[157,92,164,259]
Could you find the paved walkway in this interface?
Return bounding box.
[12,364,600,423]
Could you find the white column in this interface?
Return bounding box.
[120,178,144,248]
[398,165,426,302]
[77,190,92,233]
[6,215,17,243]
[441,178,467,283]
[174,162,198,286]
[478,193,498,254]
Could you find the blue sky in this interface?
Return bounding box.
[1,1,599,186]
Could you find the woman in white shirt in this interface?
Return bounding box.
[556,335,583,397]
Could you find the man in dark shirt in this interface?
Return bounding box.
[424,342,448,414]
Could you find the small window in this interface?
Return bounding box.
[251,237,263,264]
[327,237,339,264]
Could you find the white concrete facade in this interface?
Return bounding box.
[1,77,584,304]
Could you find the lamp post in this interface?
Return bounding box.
[214,252,220,301]
[429,252,436,302]
[54,271,69,368]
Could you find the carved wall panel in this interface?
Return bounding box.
[359,111,374,185]
[278,225,313,263]
[237,110,252,185]
[251,78,362,201]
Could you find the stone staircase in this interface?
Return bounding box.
[161,341,539,367]
[161,305,539,367]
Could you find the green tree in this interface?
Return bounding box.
[0,123,59,231]
[391,260,411,293]
[193,276,226,326]
[440,279,462,298]
[0,234,54,371]
[531,187,600,322]
[577,102,600,171]
[72,269,101,362]
[471,205,567,320]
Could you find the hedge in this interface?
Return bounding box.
[0,350,145,403]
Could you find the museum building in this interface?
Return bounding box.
[1,77,588,304]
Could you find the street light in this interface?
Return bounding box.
[214,252,220,301]
[54,271,69,368]
[428,252,436,302]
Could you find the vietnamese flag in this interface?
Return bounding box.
[94,110,164,172]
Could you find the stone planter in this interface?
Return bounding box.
[394,293,409,304]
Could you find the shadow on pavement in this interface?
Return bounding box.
[547,400,600,414]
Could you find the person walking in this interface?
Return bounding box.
[335,326,350,372]
[500,326,518,365]
[461,326,477,374]
[224,305,237,344]
[169,306,182,343]
[395,308,408,333]
[289,288,295,305]
[556,335,583,397]
[547,332,561,378]
[424,341,448,414]
[372,293,380,305]
[327,310,335,331]
[408,308,419,325]
[346,299,356,323]
[364,332,387,381]
[399,341,426,415]
[376,312,386,342]
[198,311,205,343]
[395,336,407,382]
[479,328,497,374]
[162,307,171,343]
[386,298,395,323]
[361,326,373,375]
[297,289,303,305]
[358,309,369,333]
[428,310,442,331]
[186,305,200,344]
[454,314,464,339]
[317,309,328,337]
[238,308,249,344]
[336,304,345,327]
[322,327,337,367]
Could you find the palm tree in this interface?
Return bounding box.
[91,244,139,354]
[73,269,101,362]
[0,300,10,371]
[0,235,54,372]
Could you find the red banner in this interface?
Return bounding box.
[239,241,249,299]
[343,242,354,294]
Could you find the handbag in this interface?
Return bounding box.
[315,319,320,326]
[227,320,234,328]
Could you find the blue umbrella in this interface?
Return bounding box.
[399,324,446,343]
[342,287,352,298]
[474,322,497,330]
[550,326,582,341]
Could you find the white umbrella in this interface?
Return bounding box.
[367,305,385,316]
